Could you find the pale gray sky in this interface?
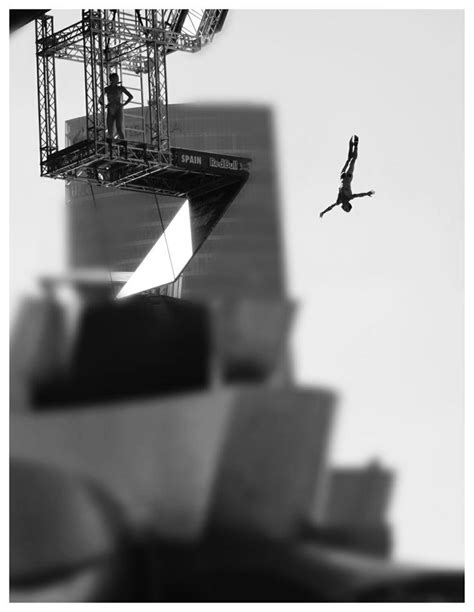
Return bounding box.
[10,10,464,567]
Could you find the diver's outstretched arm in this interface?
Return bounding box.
[320,202,339,218]
[351,190,375,199]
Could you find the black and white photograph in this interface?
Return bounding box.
[8,5,467,603]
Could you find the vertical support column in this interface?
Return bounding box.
[104,10,123,77]
[82,9,106,146]
[145,10,170,155]
[35,15,58,175]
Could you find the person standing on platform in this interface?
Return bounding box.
[99,73,133,141]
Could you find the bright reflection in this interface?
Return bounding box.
[117,200,192,299]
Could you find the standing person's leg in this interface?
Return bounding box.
[106,107,115,139]
[115,107,125,140]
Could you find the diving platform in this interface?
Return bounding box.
[45,142,251,197]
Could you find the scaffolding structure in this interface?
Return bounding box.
[35,9,249,197]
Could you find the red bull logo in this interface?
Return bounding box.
[209,157,238,170]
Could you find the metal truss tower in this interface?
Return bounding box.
[35,9,251,295]
[35,9,244,196]
[35,15,58,176]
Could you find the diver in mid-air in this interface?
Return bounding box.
[320,135,375,218]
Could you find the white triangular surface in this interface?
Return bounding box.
[117,200,192,299]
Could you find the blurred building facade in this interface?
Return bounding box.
[322,462,393,527]
[65,103,293,384]
[65,104,286,301]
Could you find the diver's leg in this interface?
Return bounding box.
[341,136,358,175]
[347,153,357,177]
[348,136,354,158]
[348,135,359,160]
[341,156,352,177]
[341,145,352,175]
[346,139,359,177]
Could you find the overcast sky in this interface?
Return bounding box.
[10,9,464,567]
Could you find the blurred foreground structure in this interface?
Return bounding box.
[10,104,463,601]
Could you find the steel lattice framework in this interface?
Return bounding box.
[83,10,106,145]
[36,15,58,175]
[145,10,170,152]
[35,9,242,195]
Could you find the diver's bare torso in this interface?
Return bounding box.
[338,183,352,202]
